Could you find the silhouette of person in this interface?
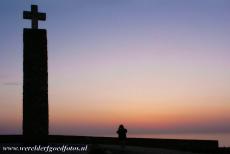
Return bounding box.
[117,124,127,149]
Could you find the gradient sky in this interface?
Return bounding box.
[0,0,230,137]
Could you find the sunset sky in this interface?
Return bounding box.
[0,0,230,138]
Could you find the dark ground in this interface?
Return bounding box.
[0,135,229,154]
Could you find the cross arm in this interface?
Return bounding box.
[23,11,32,19]
[38,13,46,21]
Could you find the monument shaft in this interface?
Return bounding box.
[23,28,48,138]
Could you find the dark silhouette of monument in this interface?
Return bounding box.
[23,5,48,141]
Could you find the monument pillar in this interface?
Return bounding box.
[23,5,48,141]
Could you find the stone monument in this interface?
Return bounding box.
[23,5,48,141]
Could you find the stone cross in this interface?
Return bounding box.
[23,5,46,29]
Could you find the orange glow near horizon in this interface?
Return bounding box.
[49,90,230,134]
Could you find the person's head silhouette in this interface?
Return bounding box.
[119,124,124,129]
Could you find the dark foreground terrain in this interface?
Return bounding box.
[0,135,229,154]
